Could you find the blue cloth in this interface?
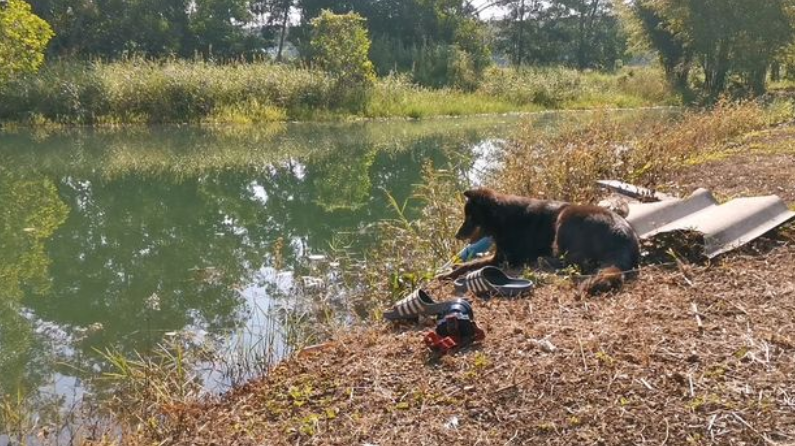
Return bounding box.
[456,237,494,262]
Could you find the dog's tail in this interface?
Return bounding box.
[579,266,625,295]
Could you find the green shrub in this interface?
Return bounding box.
[478,66,583,107]
[0,61,109,124]
[310,10,376,111]
[0,0,53,82]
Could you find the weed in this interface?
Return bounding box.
[595,351,615,366]
[473,352,490,370]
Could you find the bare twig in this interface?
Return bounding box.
[638,378,654,391]
[576,335,588,371]
[691,302,704,332]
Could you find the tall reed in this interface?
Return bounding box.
[0,59,676,126]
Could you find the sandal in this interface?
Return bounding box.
[383,289,458,321]
[454,266,534,298]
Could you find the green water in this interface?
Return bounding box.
[0,115,527,412]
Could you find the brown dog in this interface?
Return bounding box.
[444,188,640,294]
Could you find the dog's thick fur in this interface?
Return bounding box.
[445,188,641,295]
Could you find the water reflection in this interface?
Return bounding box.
[0,116,520,412]
[0,167,69,400]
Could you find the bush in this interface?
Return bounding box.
[309,11,375,86]
[0,0,53,82]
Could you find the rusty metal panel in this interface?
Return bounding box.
[596,180,673,202]
[624,188,795,259]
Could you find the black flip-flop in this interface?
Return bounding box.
[383,289,459,321]
[454,266,534,298]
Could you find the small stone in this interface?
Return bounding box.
[532,338,557,353]
[444,416,460,430]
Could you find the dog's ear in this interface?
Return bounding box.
[463,188,495,202]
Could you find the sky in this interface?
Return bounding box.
[265,1,508,28]
[470,0,509,19]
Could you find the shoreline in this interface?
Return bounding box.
[0,105,684,133]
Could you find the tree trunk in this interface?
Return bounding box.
[584,0,601,69]
[577,5,586,69]
[516,0,526,66]
[276,0,290,62]
[770,61,781,82]
[705,42,729,101]
[749,67,767,96]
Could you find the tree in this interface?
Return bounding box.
[496,0,626,69]
[252,0,296,61]
[310,10,376,87]
[190,0,258,57]
[631,0,795,99]
[297,1,491,87]
[619,1,691,93]
[0,166,68,397]
[0,0,54,82]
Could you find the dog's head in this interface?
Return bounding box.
[455,188,497,242]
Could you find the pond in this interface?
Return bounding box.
[0,109,674,440]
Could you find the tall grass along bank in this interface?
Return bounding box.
[0,59,676,126]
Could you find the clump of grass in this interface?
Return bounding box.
[96,343,203,440]
[498,101,790,203]
[202,99,287,125]
[362,166,465,304]
[0,389,36,441]
[0,58,337,125]
[365,75,541,118]
[479,66,677,110]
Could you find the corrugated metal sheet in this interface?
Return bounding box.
[599,182,795,259]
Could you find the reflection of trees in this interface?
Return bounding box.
[312,148,377,212]
[0,167,68,396]
[29,175,259,353]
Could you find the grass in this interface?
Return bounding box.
[365,76,543,118]
[497,100,791,203]
[0,59,676,126]
[479,66,678,110]
[112,235,795,445]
